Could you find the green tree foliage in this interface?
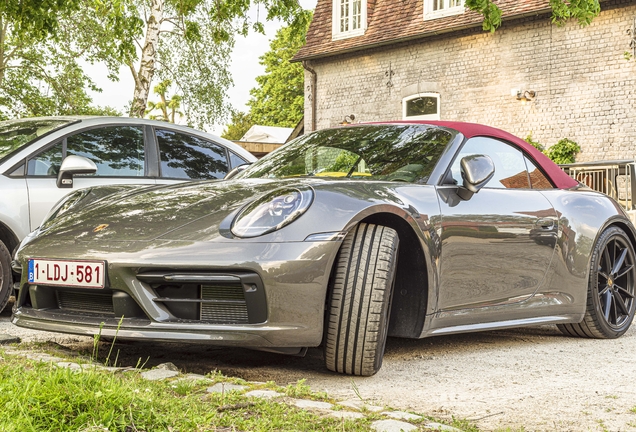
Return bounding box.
[524,133,545,152]
[221,110,254,140]
[128,0,311,130]
[0,0,135,119]
[245,10,312,127]
[0,0,80,40]
[146,79,183,123]
[1,0,309,124]
[545,138,581,164]
[466,0,600,32]
[524,134,580,164]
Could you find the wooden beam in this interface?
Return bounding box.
[233,141,284,158]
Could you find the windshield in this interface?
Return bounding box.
[0,118,76,162]
[237,124,454,183]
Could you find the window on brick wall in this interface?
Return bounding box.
[423,0,465,20]
[402,93,441,121]
[332,0,367,40]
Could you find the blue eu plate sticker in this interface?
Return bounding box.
[28,260,34,283]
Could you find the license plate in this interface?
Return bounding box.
[28,259,106,288]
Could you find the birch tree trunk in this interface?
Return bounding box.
[128,0,163,118]
[0,17,6,88]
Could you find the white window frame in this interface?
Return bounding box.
[423,0,465,21]
[402,93,441,121]
[332,0,367,40]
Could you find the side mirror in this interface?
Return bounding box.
[224,163,251,180]
[457,154,495,200]
[56,155,97,188]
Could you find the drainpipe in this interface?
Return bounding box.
[302,60,317,132]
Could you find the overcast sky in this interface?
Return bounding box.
[86,1,317,135]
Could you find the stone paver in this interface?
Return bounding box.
[244,389,284,399]
[176,373,212,383]
[382,411,422,421]
[56,361,83,371]
[329,410,366,419]
[292,399,333,410]
[0,334,20,344]
[27,353,64,363]
[206,383,248,393]
[424,422,461,432]
[141,368,180,381]
[95,365,124,373]
[155,362,179,371]
[338,399,384,412]
[371,419,418,432]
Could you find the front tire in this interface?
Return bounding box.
[324,223,399,376]
[0,241,12,313]
[558,226,636,338]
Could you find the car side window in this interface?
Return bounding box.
[67,126,145,177]
[27,142,63,176]
[524,156,554,189]
[229,152,249,169]
[156,129,229,179]
[450,137,530,189]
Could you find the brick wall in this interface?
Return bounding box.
[304,0,636,162]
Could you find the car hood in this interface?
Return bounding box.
[33,177,428,245]
[36,179,289,242]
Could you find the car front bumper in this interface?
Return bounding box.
[13,239,342,348]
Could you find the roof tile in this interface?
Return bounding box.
[294,0,552,61]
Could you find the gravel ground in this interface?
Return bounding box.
[2,299,636,431]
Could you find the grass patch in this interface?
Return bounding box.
[0,353,372,431]
[0,344,484,431]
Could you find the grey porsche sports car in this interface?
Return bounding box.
[13,121,636,376]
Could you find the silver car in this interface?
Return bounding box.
[0,116,255,311]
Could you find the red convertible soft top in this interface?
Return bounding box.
[371,121,579,190]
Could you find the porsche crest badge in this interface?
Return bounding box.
[93,224,109,233]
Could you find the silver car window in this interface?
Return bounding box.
[450,137,530,189]
[67,126,145,177]
[27,142,63,176]
[0,118,74,162]
[156,129,229,179]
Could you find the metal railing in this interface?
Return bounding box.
[559,160,636,210]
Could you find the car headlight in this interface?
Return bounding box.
[40,189,89,230]
[231,187,314,238]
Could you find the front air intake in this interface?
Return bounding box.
[137,271,267,324]
[56,290,115,316]
[200,284,249,324]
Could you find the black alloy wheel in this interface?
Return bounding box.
[596,230,635,329]
[558,226,636,339]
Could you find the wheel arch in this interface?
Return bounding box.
[583,216,636,283]
[357,211,432,338]
[606,218,636,251]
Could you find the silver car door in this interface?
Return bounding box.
[25,125,156,231]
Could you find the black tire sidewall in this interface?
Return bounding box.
[372,250,398,373]
[0,241,12,313]
[324,223,399,376]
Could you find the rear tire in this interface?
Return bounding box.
[558,226,636,339]
[0,241,12,313]
[324,223,399,376]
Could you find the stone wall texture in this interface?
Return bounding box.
[304,0,636,162]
